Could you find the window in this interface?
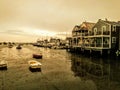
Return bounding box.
[112,37,116,43]
[94,28,97,35]
[103,37,109,44]
[112,25,116,32]
[102,26,106,32]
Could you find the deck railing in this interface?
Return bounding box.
[103,31,110,35]
[103,44,109,47]
[88,31,110,36]
[89,43,109,48]
[73,31,110,37]
[96,43,102,47]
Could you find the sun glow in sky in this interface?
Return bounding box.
[0,0,120,42]
[22,28,56,36]
[0,27,57,42]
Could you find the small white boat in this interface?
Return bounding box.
[28,60,42,69]
[0,60,7,69]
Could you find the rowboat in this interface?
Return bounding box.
[0,60,7,70]
[33,53,42,59]
[28,60,42,69]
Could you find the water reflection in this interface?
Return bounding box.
[29,67,41,72]
[0,45,120,90]
[71,54,120,90]
[0,67,7,70]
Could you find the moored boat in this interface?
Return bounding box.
[16,45,22,49]
[33,53,42,59]
[28,60,42,69]
[0,60,7,70]
[8,44,13,48]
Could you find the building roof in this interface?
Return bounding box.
[81,22,95,30]
[72,22,95,32]
[72,25,80,32]
[99,19,120,26]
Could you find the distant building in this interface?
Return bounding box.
[49,37,60,46]
[66,37,72,46]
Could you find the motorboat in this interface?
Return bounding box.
[0,60,7,70]
[33,53,42,59]
[28,60,42,69]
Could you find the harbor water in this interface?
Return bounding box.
[0,45,120,90]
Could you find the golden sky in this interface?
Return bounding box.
[0,0,120,42]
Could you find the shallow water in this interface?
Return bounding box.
[0,45,120,90]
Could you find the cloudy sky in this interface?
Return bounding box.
[0,0,120,42]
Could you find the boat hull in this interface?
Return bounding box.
[16,46,22,49]
[33,54,42,59]
[28,60,42,72]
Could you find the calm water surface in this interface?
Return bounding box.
[0,45,120,90]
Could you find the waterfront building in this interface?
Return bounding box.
[71,21,95,53]
[71,19,120,56]
[72,22,95,48]
[86,19,120,55]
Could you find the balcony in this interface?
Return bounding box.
[96,31,102,35]
[84,44,90,47]
[103,31,110,35]
[103,44,109,48]
[96,43,102,47]
[88,31,110,36]
[85,33,88,36]
[90,44,95,47]
[90,43,102,47]
[88,32,94,36]
[90,43,109,48]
